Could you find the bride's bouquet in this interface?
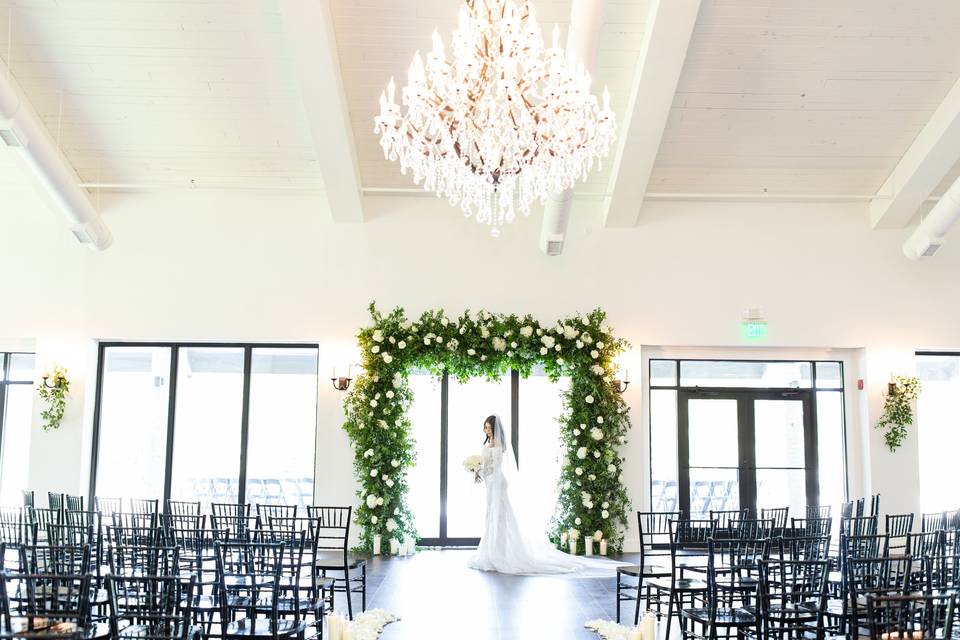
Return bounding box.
[463,454,483,484]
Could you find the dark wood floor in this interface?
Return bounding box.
[343,549,645,639]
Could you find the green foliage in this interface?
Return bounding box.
[875,375,920,452]
[38,366,70,432]
[343,302,632,554]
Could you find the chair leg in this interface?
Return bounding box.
[665,590,676,640]
[634,579,643,626]
[361,563,367,613]
[344,565,354,620]
[616,575,622,623]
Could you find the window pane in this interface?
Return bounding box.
[8,354,35,382]
[408,372,441,539]
[680,361,812,388]
[650,360,677,387]
[170,347,244,509]
[95,347,170,501]
[446,375,511,539]
[518,368,568,535]
[650,389,678,512]
[917,354,960,512]
[756,469,806,517]
[245,348,318,509]
[0,384,34,505]
[815,362,843,389]
[816,391,846,509]
[688,399,739,467]
[689,468,739,515]
[754,399,805,468]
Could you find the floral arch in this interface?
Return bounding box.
[342,303,632,553]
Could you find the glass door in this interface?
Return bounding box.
[678,390,816,518]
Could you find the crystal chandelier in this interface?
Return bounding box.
[374,0,616,236]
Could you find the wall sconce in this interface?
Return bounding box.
[612,369,631,394]
[41,374,58,389]
[330,365,360,392]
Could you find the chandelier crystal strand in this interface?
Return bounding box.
[374,0,616,236]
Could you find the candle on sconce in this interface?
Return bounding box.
[599,539,608,556]
[373,534,381,555]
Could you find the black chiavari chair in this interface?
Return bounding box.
[791,517,832,538]
[865,594,955,640]
[729,518,774,540]
[210,504,254,541]
[129,499,159,516]
[17,544,89,576]
[214,540,306,640]
[105,575,200,640]
[886,514,915,555]
[21,491,34,509]
[110,512,160,545]
[841,501,854,519]
[165,500,200,517]
[0,571,94,636]
[870,494,882,518]
[783,535,832,561]
[923,512,946,534]
[757,555,831,640]
[93,498,122,517]
[709,509,747,531]
[308,505,366,620]
[846,556,913,638]
[840,515,879,537]
[108,543,180,578]
[64,495,84,513]
[806,504,832,520]
[46,493,64,512]
[646,519,717,640]
[256,504,297,521]
[760,507,789,532]
[680,538,758,640]
[907,530,945,557]
[27,508,62,543]
[617,510,680,625]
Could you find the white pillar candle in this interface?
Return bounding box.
[373,534,381,555]
[406,539,415,556]
[627,628,642,640]
[568,538,577,555]
[328,613,343,640]
[341,623,353,640]
[560,531,568,546]
[390,538,400,555]
[642,611,656,640]
[585,538,594,556]
[600,539,608,556]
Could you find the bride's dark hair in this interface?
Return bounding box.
[483,415,497,445]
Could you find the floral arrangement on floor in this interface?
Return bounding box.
[342,302,632,554]
[37,365,70,432]
[584,619,633,639]
[875,375,921,452]
[327,609,397,640]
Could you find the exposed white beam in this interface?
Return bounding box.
[0,58,112,250]
[602,0,701,227]
[278,0,363,223]
[869,77,960,229]
[539,0,606,256]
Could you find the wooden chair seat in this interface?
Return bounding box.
[222,618,306,638]
[681,606,756,626]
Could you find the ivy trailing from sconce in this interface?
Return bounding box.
[37,366,70,432]
[875,375,920,452]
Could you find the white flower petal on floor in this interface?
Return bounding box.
[584,619,632,640]
[328,609,398,640]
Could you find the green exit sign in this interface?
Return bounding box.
[742,321,768,340]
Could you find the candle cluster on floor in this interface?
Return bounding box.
[585,611,656,640]
[327,609,398,640]
[561,527,608,556]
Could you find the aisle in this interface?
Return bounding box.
[354,549,639,639]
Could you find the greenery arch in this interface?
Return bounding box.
[342,303,632,553]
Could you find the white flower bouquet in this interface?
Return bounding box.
[463,454,483,483]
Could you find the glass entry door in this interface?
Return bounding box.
[678,390,816,518]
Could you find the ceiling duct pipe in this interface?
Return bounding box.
[539,0,605,256]
[902,175,960,259]
[0,58,112,250]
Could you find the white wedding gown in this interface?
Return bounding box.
[468,444,620,576]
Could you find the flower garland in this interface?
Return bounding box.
[342,303,632,553]
[875,375,921,452]
[38,366,70,432]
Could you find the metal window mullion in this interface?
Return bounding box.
[439,371,449,542]
[511,369,519,468]
[88,346,106,503]
[162,347,180,506]
[237,347,252,506]
[0,354,8,490]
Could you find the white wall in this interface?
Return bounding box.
[2,188,957,547]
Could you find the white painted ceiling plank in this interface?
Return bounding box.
[602,0,701,227]
[869,77,960,229]
[279,0,363,222]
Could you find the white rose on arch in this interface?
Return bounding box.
[520,326,533,338]
[492,337,507,351]
[585,395,594,404]
[391,459,400,468]
[576,447,588,459]
[562,325,579,340]
[371,345,380,354]
[540,347,548,355]
[541,335,556,349]
[386,518,398,532]
[366,495,379,509]
[372,330,384,343]
[371,515,378,524]
[370,469,378,477]
[590,350,599,359]
[382,353,393,363]
[575,467,584,476]
[590,427,603,441]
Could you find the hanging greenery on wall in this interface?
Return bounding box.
[875,375,921,452]
[342,303,632,554]
[38,365,70,432]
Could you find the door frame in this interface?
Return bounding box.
[417,370,520,547]
[677,387,819,518]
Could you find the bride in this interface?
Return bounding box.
[468,414,620,576]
